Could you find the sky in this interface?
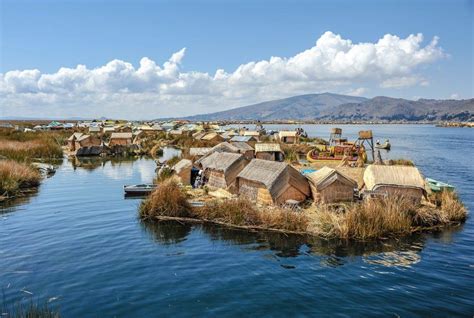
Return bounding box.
[0,0,473,119]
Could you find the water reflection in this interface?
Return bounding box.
[141,220,464,268]
[141,220,192,245]
[0,189,39,215]
[200,224,307,257]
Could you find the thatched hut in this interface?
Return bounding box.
[67,132,84,151]
[109,132,133,146]
[193,131,207,140]
[306,167,357,203]
[211,142,239,154]
[277,131,299,144]
[199,152,248,193]
[237,159,310,205]
[254,143,284,161]
[363,165,426,204]
[201,132,224,143]
[172,159,193,185]
[189,147,212,159]
[231,142,254,159]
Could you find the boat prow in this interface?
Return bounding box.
[426,178,455,193]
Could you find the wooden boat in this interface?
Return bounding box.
[123,184,157,195]
[375,140,391,150]
[425,178,455,192]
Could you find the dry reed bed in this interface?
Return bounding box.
[139,180,467,240]
[0,129,64,161]
[139,180,308,234]
[0,160,41,196]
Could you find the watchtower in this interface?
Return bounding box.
[329,128,347,145]
[355,130,375,160]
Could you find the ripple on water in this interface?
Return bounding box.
[1,128,474,316]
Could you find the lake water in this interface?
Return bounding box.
[1,125,473,316]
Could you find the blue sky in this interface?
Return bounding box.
[1,0,472,119]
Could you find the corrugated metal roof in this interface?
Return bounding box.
[230,136,254,142]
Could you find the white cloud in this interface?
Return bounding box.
[345,87,367,96]
[450,93,459,99]
[0,31,445,118]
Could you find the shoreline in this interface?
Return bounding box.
[147,213,466,241]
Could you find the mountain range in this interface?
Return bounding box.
[183,93,474,122]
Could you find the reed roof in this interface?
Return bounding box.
[306,166,357,191]
[211,142,239,153]
[172,159,193,173]
[189,147,212,156]
[200,152,245,173]
[254,143,282,153]
[202,132,220,140]
[110,132,132,139]
[231,142,254,151]
[237,159,310,198]
[68,132,83,141]
[364,165,425,191]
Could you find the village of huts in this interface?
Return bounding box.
[55,119,465,238]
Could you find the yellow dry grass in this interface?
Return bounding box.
[0,160,41,195]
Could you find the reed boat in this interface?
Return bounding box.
[306,144,366,163]
[426,178,455,192]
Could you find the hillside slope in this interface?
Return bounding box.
[183,93,473,122]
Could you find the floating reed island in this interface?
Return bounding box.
[138,126,468,240]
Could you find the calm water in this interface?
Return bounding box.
[1,125,473,317]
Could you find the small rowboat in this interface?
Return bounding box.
[123,184,157,195]
[425,178,455,192]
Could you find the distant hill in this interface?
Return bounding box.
[183,93,474,122]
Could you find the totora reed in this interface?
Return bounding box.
[139,180,467,240]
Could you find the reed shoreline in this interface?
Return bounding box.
[139,180,468,241]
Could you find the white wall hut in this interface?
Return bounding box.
[306,167,357,203]
[363,165,426,204]
[200,152,249,193]
[277,131,299,144]
[172,159,193,185]
[237,159,310,205]
[254,143,284,161]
